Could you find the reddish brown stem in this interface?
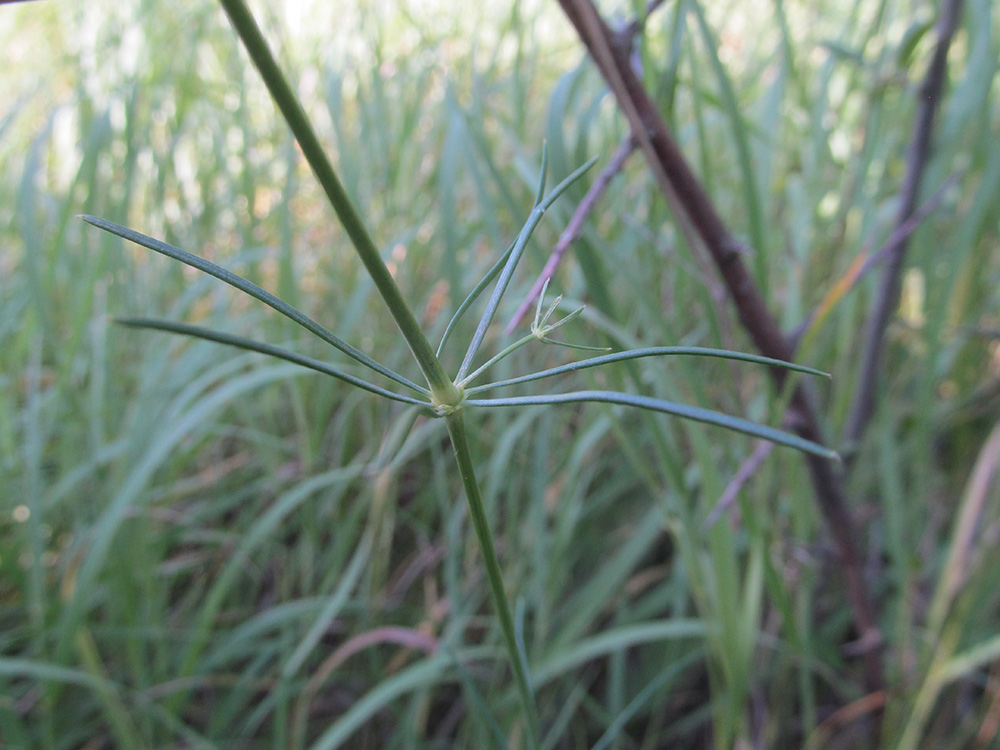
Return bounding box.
[705,441,773,529]
[843,0,966,450]
[557,0,885,692]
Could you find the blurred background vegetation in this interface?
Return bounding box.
[2,0,999,747]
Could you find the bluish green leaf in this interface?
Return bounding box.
[81,215,427,395]
[467,346,829,394]
[467,390,839,459]
[116,318,432,408]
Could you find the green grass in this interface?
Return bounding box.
[2,0,1000,747]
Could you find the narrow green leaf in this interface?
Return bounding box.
[690,0,767,286]
[281,530,373,680]
[514,598,535,695]
[75,630,143,749]
[467,346,829,394]
[539,337,611,352]
[0,658,117,691]
[533,141,550,206]
[457,333,537,388]
[82,215,427,395]
[466,391,839,459]
[533,277,553,330]
[537,155,599,212]
[176,465,366,689]
[116,318,432,409]
[56,364,311,663]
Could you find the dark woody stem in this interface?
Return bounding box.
[557,0,887,693]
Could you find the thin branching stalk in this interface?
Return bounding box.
[456,154,598,381]
[438,240,517,357]
[506,136,636,333]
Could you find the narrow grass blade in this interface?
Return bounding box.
[514,598,535,700]
[533,141,550,206]
[307,647,495,750]
[439,95,466,310]
[690,0,766,284]
[940,633,1000,685]
[202,600,332,672]
[280,530,373,680]
[174,465,366,692]
[82,215,428,395]
[75,629,143,748]
[466,346,829,394]
[0,658,118,691]
[591,650,702,750]
[116,318,432,409]
[534,620,706,685]
[55,364,308,662]
[466,391,839,459]
[446,647,508,750]
[554,506,664,648]
[456,156,598,380]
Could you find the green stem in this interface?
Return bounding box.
[457,333,537,388]
[445,412,541,747]
[218,0,459,405]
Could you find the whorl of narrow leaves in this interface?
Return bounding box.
[88,210,837,459]
[83,1,843,744]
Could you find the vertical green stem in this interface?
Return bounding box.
[218,0,459,404]
[445,412,541,748]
